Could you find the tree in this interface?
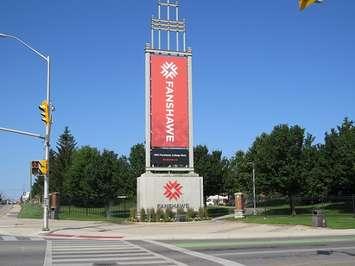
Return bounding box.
[323,118,355,195]
[48,149,57,193]
[227,150,251,196]
[129,143,145,177]
[96,150,120,205]
[194,145,228,202]
[301,138,330,199]
[248,125,307,215]
[50,127,77,195]
[116,156,131,197]
[127,143,145,197]
[64,146,101,206]
[31,175,44,199]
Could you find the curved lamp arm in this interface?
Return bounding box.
[0,33,48,61]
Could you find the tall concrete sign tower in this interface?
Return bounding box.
[137,0,203,211]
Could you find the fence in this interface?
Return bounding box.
[243,195,355,216]
[57,196,136,219]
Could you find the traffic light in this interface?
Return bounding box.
[31,161,40,176]
[299,0,322,11]
[38,160,48,176]
[39,100,50,125]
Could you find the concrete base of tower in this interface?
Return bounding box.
[137,172,204,212]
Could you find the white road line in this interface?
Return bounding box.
[48,239,179,266]
[124,240,188,266]
[1,236,17,241]
[116,261,174,265]
[52,244,129,248]
[145,240,246,266]
[29,237,43,241]
[52,244,139,248]
[52,247,138,252]
[52,250,147,255]
[43,240,52,266]
[51,257,165,263]
[52,253,152,258]
[214,245,355,257]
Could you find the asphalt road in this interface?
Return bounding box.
[0,240,46,266]
[1,235,355,265]
[0,204,13,217]
[164,235,355,266]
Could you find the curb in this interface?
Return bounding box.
[44,233,124,240]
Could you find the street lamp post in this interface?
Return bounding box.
[0,33,51,231]
[248,162,256,215]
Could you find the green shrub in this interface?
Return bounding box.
[140,208,147,222]
[165,207,174,222]
[129,208,137,222]
[156,208,164,222]
[187,208,196,221]
[198,207,206,220]
[176,207,186,222]
[148,208,156,222]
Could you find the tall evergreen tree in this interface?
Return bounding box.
[129,143,145,178]
[51,127,77,195]
[127,143,145,197]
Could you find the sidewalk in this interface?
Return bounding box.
[1,204,355,240]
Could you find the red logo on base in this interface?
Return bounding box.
[163,180,183,201]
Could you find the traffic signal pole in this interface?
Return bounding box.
[0,33,51,231]
[43,55,51,231]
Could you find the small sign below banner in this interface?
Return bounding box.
[151,148,189,168]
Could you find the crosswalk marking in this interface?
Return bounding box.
[1,236,17,241]
[29,236,43,241]
[0,235,44,241]
[52,253,150,259]
[45,239,187,266]
[145,239,246,266]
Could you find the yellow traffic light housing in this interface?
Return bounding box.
[39,100,50,125]
[299,0,322,11]
[39,160,48,176]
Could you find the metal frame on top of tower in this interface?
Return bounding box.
[150,0,187,52]
[145,0,193,173]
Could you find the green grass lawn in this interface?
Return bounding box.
[18,203,128,223]
[239,203,355,229]
[18,203,43,219]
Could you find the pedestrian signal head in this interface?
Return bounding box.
[31,161,40,176]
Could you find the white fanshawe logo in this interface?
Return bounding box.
[161,62,178,80]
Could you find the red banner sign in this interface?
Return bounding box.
[151,55,189,148]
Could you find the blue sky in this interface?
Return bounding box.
[1,1,354,199]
